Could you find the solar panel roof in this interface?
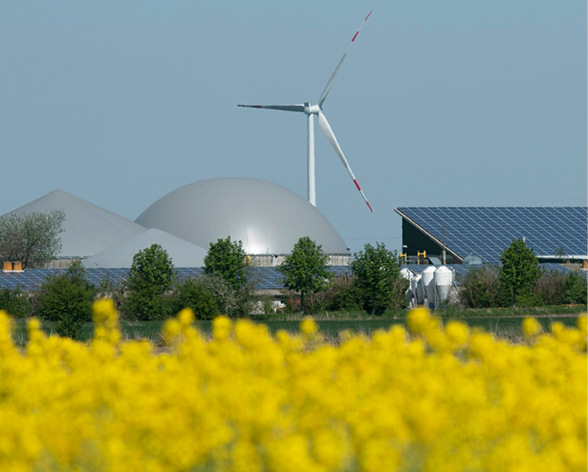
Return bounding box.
[395,207,587,264]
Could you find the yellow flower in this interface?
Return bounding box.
[92,298,117,324]
[445,320,470,350]
[577,314,587,335]
[212,315,232,341]
[522,317,542,339]
[0,299,584,471]
[163,319,182,341]
[300,317,318,336]
[406,306,432,335]
[177,308,195,326]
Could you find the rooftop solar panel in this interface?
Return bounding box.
[396,207,587,264]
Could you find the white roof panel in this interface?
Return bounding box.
[8,189,146,258]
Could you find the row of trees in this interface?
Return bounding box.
[0,235,409,338]
[1,212,584,309]
[122,236,409,320]
[278,238,408,315]
[1,226,585,339]
[0,238,254,338]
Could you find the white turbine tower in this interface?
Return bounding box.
[238,11,373,212]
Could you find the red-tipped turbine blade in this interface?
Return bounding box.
[317,111,373,212]
[318,11,372,108]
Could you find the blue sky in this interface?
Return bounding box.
[1,1,585,254]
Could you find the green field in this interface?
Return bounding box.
[9,307,585,345]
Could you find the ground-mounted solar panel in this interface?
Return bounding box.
[0,265,359,292]
[396,207,587,264]
[0,259,575,293]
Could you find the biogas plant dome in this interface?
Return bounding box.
[136,178,349,255]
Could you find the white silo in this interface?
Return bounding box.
[434,266,454,305]
[401,268,417,308]
[421,266,437,308]
[414,273,424,305]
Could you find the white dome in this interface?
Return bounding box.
[8,189,146,258]
[83,228,208,268]
[136,178,349,255]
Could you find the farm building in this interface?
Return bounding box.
[395,207,588,265]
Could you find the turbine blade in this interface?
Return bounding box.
[237,104,306,112]
[318,11,372,108]
[317,111,373,212]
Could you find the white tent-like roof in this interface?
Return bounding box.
[83,228,208,268]
[7,189,146,258]
[136,178,349,255]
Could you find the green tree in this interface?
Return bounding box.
[0,287,31,318]
[277,237,331,313]
[204,237,247,290]
[498,239,541,307]
[125,244,175,320]
[38,260,97,339]
[351,242,407,315]
[0,209,65,268]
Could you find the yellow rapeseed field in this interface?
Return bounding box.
[0,300,585,471]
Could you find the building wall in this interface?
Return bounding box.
[248,254,351,267]
[401,220,460,264]
[402,220,443,256]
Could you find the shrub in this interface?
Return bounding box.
[328,283,364,312]
[172,278,219,320]
[261,296,275,315]
[124,291,173,321]
[38,261,97,338]
[564,271,587,305]
[312,277,363,313]
[459,266,501,308]
[533,270,567,305]
[389,276,410,310]
[199,274,252,318]
[0,287,31,318]
[98,276,126,311]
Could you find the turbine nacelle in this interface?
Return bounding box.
[304,104,321,115]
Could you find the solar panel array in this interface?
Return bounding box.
[0,266,354,292]
[396,207,587,264]
[0,262,573,293]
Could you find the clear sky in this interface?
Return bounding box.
[1,1,586,255]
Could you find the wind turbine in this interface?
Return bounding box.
[238,11,373,212]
